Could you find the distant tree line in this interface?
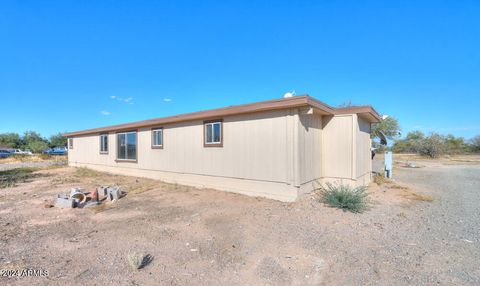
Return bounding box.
[392,131,480,158]
[0,131,67,153]
[369,116,479,158]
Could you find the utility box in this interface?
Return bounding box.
[384,151,393,178]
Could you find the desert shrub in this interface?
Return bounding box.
[318,183,369,213]
[417,133,444,158]
[127,253,153,270]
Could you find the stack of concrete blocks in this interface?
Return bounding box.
[55,186,123,209]
[97,186,122,201]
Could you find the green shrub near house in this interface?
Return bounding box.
[318,183,370,213]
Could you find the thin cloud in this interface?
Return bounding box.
[163,98,172,102]
[110,96,134,104]
[100,110,111,115]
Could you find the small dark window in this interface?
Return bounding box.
[151,128,163,149]
[68,138,73,149]
[100,134,108,154]
[204,120,223,147]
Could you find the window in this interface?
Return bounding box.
[116,131,137,161]
[204,120,223,147]
[151,128,163,149]
[100,134,108,154]
[68,138,73,149]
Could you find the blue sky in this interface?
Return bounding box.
[1,0,479,139]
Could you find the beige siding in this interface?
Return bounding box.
[356,116,372,179]
[68,109,299,201]
[68,108,374,201]
[298,113,322,185]
[135,110,290,182]
[322,115,354,180]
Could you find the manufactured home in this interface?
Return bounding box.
[64,95,380,202]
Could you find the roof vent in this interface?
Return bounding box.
[283,90,295,98]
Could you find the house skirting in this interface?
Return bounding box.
[69,162,300,202]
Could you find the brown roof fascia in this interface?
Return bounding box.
[64,96,316,137]
[64,95,380,137]
[336,106,382,122]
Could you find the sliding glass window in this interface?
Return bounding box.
[117,131,137,160]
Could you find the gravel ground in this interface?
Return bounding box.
[0,159,479,285]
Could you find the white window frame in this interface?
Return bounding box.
[151,128,163,148]
[116,131,137,161]
[204,120,222,146]
[100,134,108,154]
[68,138,73,149]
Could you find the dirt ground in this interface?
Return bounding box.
[0,156,479,285]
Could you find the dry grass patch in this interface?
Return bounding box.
[74,167,99,178]
[390,184,408,190]
[407,192,434,202]
[401,190,434,202]
[0,154,67,164]
[123,180,159,195]
[50,175,80,186]
[0,168,50,188]
[373,173,392,186]
[397,212,407,218]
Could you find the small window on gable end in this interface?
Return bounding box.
[204,120,223,147]
[100,134,108,154]
[68,138,73,149]
[152,128,163,149]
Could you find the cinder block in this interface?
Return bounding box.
[97,186,108,197]
[55,196,75,208]
[107,187,122,201]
